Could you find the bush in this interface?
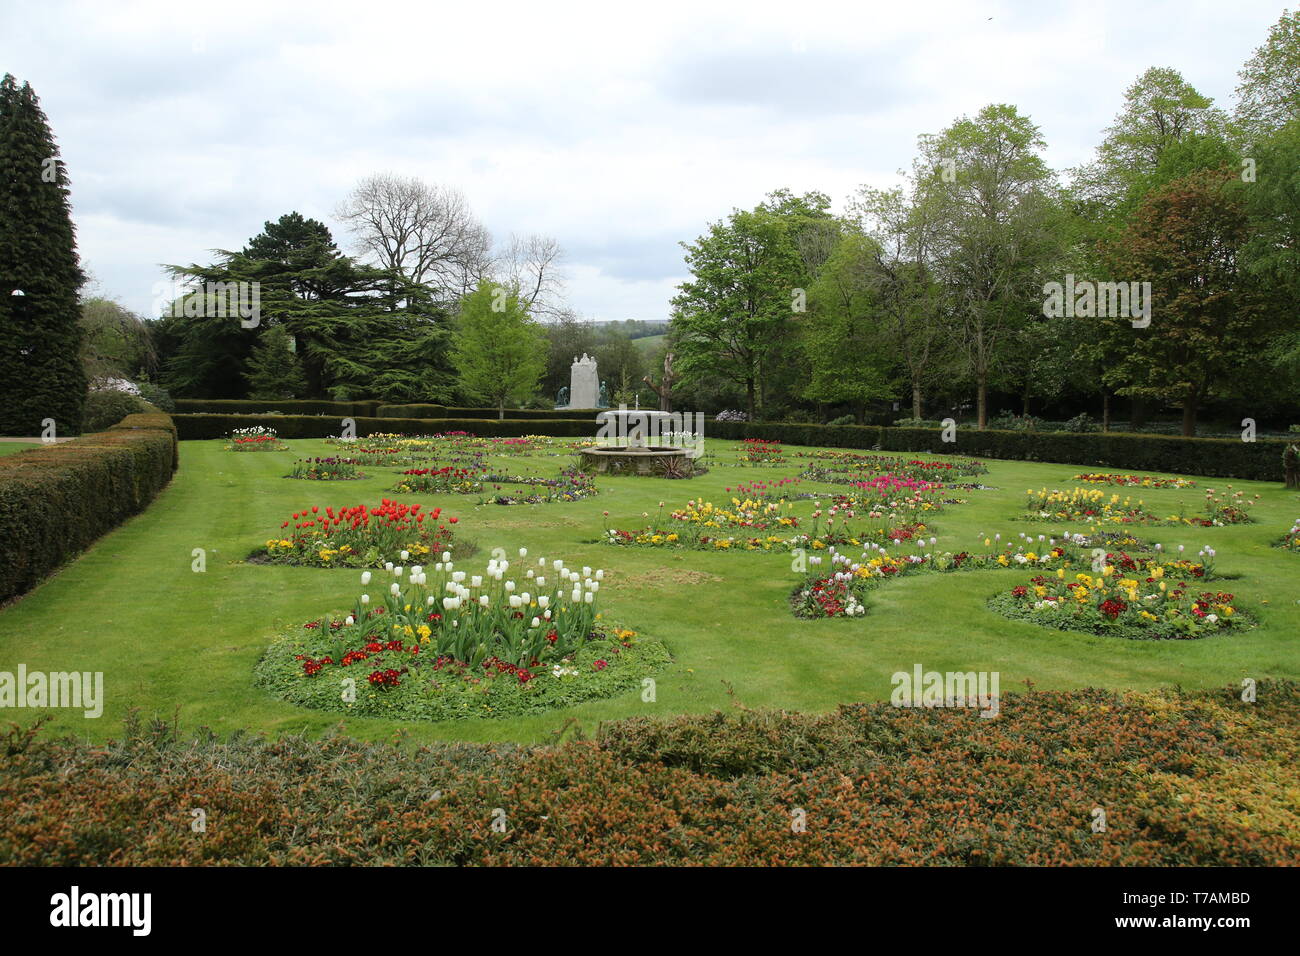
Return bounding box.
[826,414,856,427]
[0,681,1294,864]
[135,382,175,413]
[377,404,600,420]
[173,414,597,440]
[80,389,150,432]
[0,411,177,602]
[173,399,383,417]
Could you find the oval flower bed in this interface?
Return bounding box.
[254,551,670,721]
[1072,472,1196,488]
[987,566,1250,640]
[1023,486,1257,526]
[224,427,288,452]
[286,457,366,480]
[391,466,598,504]
[251,500,466,568]
[795,450,988,479]
[789,535,1216,620]
[1278,519,1300,553]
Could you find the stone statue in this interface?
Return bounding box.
[569,353,599,409]
[598,381,609,408]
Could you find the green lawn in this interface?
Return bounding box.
[0,442,40,456]
[2,436,1297,745]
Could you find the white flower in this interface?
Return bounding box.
[345,616,354,626]
[571,589,582,602]
[441,551,451,563]
[393,565,403,577]
[361,594,370,604]
[471,575,482,588]
[504,580,516,592]
[360,571,372,585]
[536,577,545,587]
[1207,613,1219,624]
[452,571,466,583]
[595,569,604,580]
[390,583,400,595]
[479,595,490,607]
[584,591,594,604]
[400,550,409,561]
[384,562,394,571]
[538,595,550,609]
[530,617,540,628]
[426,596,435,606]
[518,547,528,558]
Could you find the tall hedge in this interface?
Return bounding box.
[0,75,87,436]
[0,410,177,603]
[173,414,597,440]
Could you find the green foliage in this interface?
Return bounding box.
[135,381,174,413]
[244,325,306,400]
[80,389,149,432]
[1234,9,1300,139]
[172,414,595,440]
[0,411,176,602]
[449,280,546,417]
[0,75,87,435]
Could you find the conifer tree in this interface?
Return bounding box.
[244,325,307,400]
[0,75,87,435]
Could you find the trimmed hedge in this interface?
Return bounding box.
[0,410,178,603]
[174,399,383,417]
[377,403,601,420]
[706,421,1289,481]
[172,399,599,420]
[172,412,1290,480]
[173,414,597,440]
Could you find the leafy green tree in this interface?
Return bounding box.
[244,325,307,400]
[799,232,894,421]
[450,280,546,418]
[923,104,1063,427]
[0,75,87,435]
[1103,167,1272,435]
[80,296,156,386]
[1234,9,1300,140]
[671,202,803,420]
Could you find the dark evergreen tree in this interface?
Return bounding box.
[244,324,307,400]
[0,75,88,435]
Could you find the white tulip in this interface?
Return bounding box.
[518,547,528,558]
[543,609,551,620]
[530,617,540,628]
[582,566,591,577]
[505,580,516,592]
[400,550,409,561]
[393,565,403,577]
[509,595,522,609]
[538,595,550,609]
[390,583,400,595]
[479,595,489,607]
[452,571,466,583]
[584,591,594,604]
[595,569,604,580]
[384,562,393,571]
[536,577,545,587]
[471,575,482,588]
[345,616,355,626]
[426,596,435,606]
[361,594,370,604]
[441,552,451,563]
[360,571,372,585]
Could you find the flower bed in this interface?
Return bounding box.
[254,551,670,720]
[789,536,1218,620]
[224,426,287,452]
[1022,486,1257,526]
[1278,519,1300,553]
[988,570,1250,640]
[1072,473,1196,488]
[287,457,366,480]
[796,450,988,479]
[738,438,785,465]
[391,466,597,504]
[253,500,464,568]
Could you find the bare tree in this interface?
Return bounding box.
[336,174,493,300]
[497,232,566,318]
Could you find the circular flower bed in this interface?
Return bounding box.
[286,457,366,480]
[1072,472,1196,488]
[251,500,466,568]
[224,427,287,452]
[988,565,1251,640]
[255,551,670,720]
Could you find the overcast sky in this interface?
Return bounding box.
[0,0,1287,323]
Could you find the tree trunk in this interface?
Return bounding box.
[977,374,988,429]
[1130,397,1148,432]
[1181,388,1199,437]
[1102,391,1111,433]
[912,380,923,420]
[745,378,756,422]
[498,399,505,422]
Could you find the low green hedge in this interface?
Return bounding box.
[174,414,597,440]
[376,404,600,420]
[172,413,1289,480]
[0,410,178,603]
[174,399,384,417]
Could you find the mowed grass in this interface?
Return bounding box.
[1,436,1298,746]
[0,442,40,456]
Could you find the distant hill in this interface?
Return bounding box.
[633,334,666,354]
